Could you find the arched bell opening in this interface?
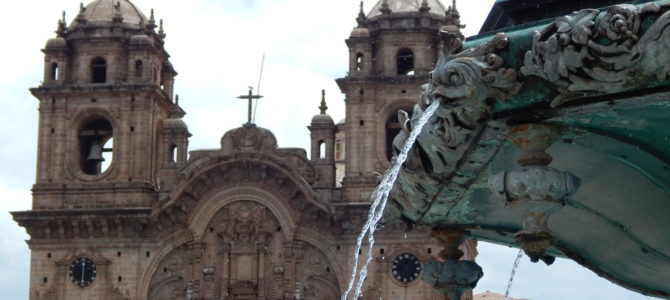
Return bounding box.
[91,57,107,83]
[78,118,113,175]
[135,59,143,78]
[396,48,415,75]
[50,63,59,81]
[318,140,326,159]
[355,52,364,71]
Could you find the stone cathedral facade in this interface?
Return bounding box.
[13,0,476,299]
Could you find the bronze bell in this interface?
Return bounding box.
[86,143,105,162]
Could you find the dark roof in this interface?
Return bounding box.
[479,0,639,33]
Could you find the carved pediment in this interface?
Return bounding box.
[182,125,317,185]
[152,159,326,233]
[220,124,278,154]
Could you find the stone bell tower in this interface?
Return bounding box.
[336,0,464,203]
[13,0,187,299]
[32,0,182,209]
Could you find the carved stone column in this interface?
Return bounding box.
[489,124,581,263]
[282,241,297,299]
[188,241,206,298]
[218,241,231,298]
[257,241,268,299]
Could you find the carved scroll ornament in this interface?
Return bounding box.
[522,2,670,106]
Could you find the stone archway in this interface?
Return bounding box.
[147,244,190,300]
[147,200,339,300]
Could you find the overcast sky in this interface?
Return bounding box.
[0,0,659,299]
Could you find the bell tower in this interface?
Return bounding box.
[336,0,463,203]
[14,1,188,299]
[32,0,184,210]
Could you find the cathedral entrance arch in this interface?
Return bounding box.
[147,195,340,299]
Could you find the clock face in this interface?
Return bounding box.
[392,253,421,284]
[68,257,97,287]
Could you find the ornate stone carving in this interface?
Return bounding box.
[213,124,317,183]
[298,243,339,300]
[521,3,670,106]
[152,159,325,232]
[389,31,521,224]
[147,244,189,300]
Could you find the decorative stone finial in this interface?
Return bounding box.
[380,0,391,15]
[158,19,166,39]
[170,94,186,118]
[76,2,87,24]
[319,89,328,114]
[356,1,366,27]
[148,9,157,29]
[445,0,465,29]
[420,0,430,13]
[113,2,123,23]
[56,11,67,36]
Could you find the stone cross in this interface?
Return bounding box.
[237,87,263,124]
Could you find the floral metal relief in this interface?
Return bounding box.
[522,2,670,106]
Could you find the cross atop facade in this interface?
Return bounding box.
[237,87,263,125]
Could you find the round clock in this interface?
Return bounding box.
[68,257,97,287]
[392,252,421,284]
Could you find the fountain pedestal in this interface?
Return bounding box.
[422,229,483,300]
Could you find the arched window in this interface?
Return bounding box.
[356,53,364,71]
[79,118,113,175]
[91,57,107,83]
[396,48,414,75]
[135,60,143,77]
[50,63,59,80]
[169,144,177,163]
[319,141,326,159]
[385,110,411,161]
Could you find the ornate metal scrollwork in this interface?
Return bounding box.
[522,2,670,106]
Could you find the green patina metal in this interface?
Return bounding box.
[463,0,670,119]
[549,101,670,165]
[390,0,670,297]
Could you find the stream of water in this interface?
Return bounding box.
[504,249,525,300]
[340,100,441,300]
